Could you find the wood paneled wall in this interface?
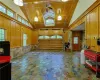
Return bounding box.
[32,30,38,45]
[0,13,34,48]
[85,6,99,51]
[69,1,100,52]
[63,31,69,42]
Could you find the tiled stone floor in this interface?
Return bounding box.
[11,51,99,80]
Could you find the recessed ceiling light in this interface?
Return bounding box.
[62,0,68,2]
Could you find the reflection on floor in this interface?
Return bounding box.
[11,51,99,80]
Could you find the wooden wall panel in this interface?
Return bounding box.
[0,14,33,48]
[3,17,11,42]
[32,30,38,45]
[0,16,4,28]
[15,23,21,47]
[11,21,15,48]
[63,31,68,42]
[98,5,100,52]
[90,7,99,51]
[86,14,91,47]
[85,6,99,51]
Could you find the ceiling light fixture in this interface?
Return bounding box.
[34,1,39,4]
[57,15,62,20]
[62,0,68,2]
[13,0,23,6]
[34,16,38,22]
[57,8,62,21]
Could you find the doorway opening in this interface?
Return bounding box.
[71,22,85,51]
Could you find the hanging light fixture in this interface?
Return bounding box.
[57,8,62,21]
[34,16,38,22]
[13,0,23,6]
[57,15,62,20]
[62,0,68,2]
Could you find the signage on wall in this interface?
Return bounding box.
[74,37,78,44]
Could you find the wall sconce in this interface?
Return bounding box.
[57,8,62,21]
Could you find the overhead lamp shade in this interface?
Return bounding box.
[14,0,23,6]
[62,0,68,2]
[57,15,62,20]
[34,16,38,22]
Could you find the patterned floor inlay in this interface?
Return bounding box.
[11,51,99,80]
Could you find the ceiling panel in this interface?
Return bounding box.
[21,0,78,29]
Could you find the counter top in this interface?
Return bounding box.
[0,56,11,64]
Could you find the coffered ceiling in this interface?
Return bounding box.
[20,0,78,29]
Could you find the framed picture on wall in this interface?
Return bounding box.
[74,37,78,44]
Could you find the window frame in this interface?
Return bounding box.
[0,3,6,14]
[17,14,22,22]
[0,28,5,41]
[23,33,27,46]
[17,14,29,26]
[7,9,15,18]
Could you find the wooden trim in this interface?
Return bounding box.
[69,0,100,29]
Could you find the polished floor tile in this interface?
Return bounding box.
[11,51,99,80]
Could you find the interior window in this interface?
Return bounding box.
[0,29,5,41]
[22,19,26,24]
[39,36,44,39]
[26,21,29,26]
[18,16,22,22]
[0,5,6,13]
[23,34,27,46]
[51,35,56,39]
[45,19,55,26]
[7,9,14,18]
[44,36,49,39]
[57,35,62,39]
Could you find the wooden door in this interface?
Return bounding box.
[72,31,81,51]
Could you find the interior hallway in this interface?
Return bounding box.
[11,51,98,80]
